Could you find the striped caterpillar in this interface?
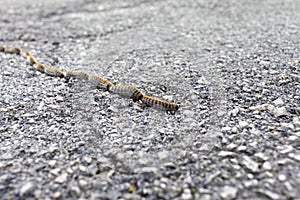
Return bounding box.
[0,45,180,114]
[109,85,144,102]
[23,51,38,66]
[65,70,89,81]
[4,47,21,55]
[88,74,113,91]
[141,95,179,114]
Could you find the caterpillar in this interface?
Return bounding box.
[0,45,5,52]
[4,47,21,55]
[0,45,180,114]
[109,85,144,102]
[33,63,46,73]
[44,66,65,78]
[88,74,113,91]
[65,70,89,81]
[141,95,179,114]
[22,51,38,66]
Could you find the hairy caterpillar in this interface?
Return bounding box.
[4,47,21,55]
[22,51,38,66]
[44,66,65,78]
[33,63,46,72]
[65,70,89,81]
[109,85,144,102]
[88,74,113,91]
[141,95,179,114]
[0,45,180,114]
[0,45,5,52]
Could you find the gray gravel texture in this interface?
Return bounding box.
[0,0,300,199]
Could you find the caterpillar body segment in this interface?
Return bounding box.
[0,45,5,52]
[109,85,144,102]
[33,63,46,73]
[88,74,113,91]
[22,51,38,66]
[141,95,179,114]
[4,47,21,55]
[65,70,89,81]
[44,66,65,78]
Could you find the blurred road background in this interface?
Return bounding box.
[0,0,299,199]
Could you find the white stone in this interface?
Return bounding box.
[272,107,288,117]
[278,174,286,181]
[158,150,169,160]
[54,173,68,184]
[262,161,272,170]
[273,98,284,105]
[83,156,92,164]
[48,160,57,167]
[220,186,238,200]
[70,185,81,195]
[242,156,259,173]
[79,179,88,187]
[239,121,248,128]
[183,110,195,118]
[20,182,35,197]
[221,126,232,132]
[229,108,239,117]
[79,165,87,172]
[288,153,300,162]
[244,179,258,188]
[55,95,64,102]
[237,146,247,151]
[181,188,193,200]
[258,189,280,200]
[279,145,293,154]
[218,151,236,157]
[52,191,61,198]
[254,152,268,161]
[139,167,158,174]
[280,123,294,130]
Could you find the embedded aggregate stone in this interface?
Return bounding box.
[19,181,35,197]
[1,0,300,199]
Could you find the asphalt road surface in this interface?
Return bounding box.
[0,0,299,199]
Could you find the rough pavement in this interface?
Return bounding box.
[0,0,300,199]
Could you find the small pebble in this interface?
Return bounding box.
[262,161,272,170]
[278,174,286,181]
[220,185,238,200]
[273,98,284,105]
[238,121,249,128]
[218,151,236,158]
[19,181,35,197]
[54,173,68,184]
[79,179,88,187]
[272,107,289,117]
[242,156,259,173]
[48,160,57,167]
[258,189,280,200]
[288,153,300,162]
[181,188,193,200]
[52,191,61,199]
[83,156,92,164]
